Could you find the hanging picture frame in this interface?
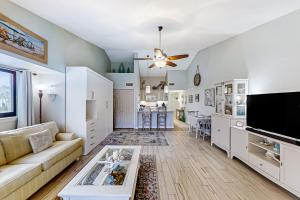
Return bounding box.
[0,13,48,64]
[188,95,193,103]
[195,94,199,102]
[204,88,215,106]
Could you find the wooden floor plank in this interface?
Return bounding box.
[30,127,298,200]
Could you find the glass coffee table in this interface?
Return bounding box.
[58,145,141,200]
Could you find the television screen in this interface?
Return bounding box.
[247,92,300,140]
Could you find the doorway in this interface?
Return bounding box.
[113,89,134,128]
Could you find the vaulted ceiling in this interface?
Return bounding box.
[11,0,300,76]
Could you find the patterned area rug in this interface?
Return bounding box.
[100,131,168,146]
[135,155,159,200]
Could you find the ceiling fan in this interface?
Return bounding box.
[134,26,189,68]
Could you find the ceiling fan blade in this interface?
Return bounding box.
[167,54,189,60]
[166,61,177,67]
[154,48,164,58]
[148,64,155,68]
[134,57,152,60]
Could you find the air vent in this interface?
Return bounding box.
[126,83,133,86]
[169,83,175,86]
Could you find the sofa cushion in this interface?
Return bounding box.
[41,122,59,141]
[0,125,45,163]
[0,143,6,166]
[28,129,53,154]
[0,134,32,163]
[11,138,83,171]
[56,132,77,141]
[0,163,42,199]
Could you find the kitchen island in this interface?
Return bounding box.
[137,111,174,129]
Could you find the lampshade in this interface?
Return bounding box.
[154,60,166,68]
[164,85,169,93]
[145,85,151,93]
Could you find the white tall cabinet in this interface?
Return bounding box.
[211,79,248,157]
[66,67,113,155]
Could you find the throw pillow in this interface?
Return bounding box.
[28,129,53,154]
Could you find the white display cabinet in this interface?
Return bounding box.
[215,79,248,118]
[212,79,248,157]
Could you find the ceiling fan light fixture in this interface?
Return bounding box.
[154,60,167,68]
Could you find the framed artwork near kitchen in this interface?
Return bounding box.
[188,95,193,103]
[204,88,215,106]
[195,94,199,102]
[0,13,48,64]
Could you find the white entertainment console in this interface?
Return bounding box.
[231,126,300,198]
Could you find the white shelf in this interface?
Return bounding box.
[249,142,280,155]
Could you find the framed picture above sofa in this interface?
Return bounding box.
[0,13,48,64]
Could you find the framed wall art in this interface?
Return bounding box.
[195,94,199,102]
[0,13,48,64]
[204,88,215,106]
[188,95,193,103]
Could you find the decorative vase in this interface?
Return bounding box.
[118,63,125,73]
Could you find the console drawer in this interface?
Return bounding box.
[249,153,280,180]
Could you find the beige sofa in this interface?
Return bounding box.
[0,122,83,200]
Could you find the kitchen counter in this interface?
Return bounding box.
[137,111,174,129]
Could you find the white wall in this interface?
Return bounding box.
[0,0,111,131]
[106,57,141,129]
[0,117,17,132]
[32,72,65,131]
[167,70,187,91]
[0,0,111,75]
[185,9,300,119]
[111,62,134,73]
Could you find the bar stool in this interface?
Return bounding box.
[157,107,167,130]
[142,107,152,130]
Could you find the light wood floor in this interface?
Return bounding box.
[30,129,298,200]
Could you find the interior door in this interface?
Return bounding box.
[113,89,134,128]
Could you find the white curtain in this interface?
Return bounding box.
[17,71,35,128]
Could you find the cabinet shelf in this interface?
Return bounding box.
[249,142,280,155]
[248,151,280,167]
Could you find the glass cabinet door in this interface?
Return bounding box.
[235,83,246,117]
[215,85,223,114]
[224,83,233,115]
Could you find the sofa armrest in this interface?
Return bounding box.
[56,132,77,141]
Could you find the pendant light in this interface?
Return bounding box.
[164,85,169,93]
[146,85,151,94]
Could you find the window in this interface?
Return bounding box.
[0,68,16,118]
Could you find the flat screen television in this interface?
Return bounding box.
[247,92,300,140]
